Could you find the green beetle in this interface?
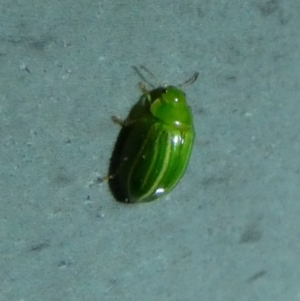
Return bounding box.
[108,67,198,203]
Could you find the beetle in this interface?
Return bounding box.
[107,66,198,203]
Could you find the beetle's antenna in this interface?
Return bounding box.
[178,72,199,89]
[132,65,156,89]
[140,65,158,80]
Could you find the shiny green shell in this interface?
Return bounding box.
[109,85,195,203]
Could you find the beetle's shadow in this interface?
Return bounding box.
[108,124,130,203]
[108,88,165,203]
[108,95,147,203]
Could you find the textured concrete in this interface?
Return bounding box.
[1,0,300,300]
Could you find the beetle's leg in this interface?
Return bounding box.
[138,82,149,95]
[111,115,136,127]
[100,155,128,183]
[111,115,126,126]
[100,173,115,182]
[88,174,113,187]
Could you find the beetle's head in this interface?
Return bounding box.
[161,86,186,105]
[150,86,193,128]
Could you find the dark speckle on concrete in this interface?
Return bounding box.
[257,0,279,17]
[201,176,230,188]
[240,223,262,243]
[247,270,267,282]
[52,173,73,187]
[29,241,50,252]
[58,260,72,268]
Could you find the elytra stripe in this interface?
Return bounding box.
[140,129,161,190]
[140,130,172,200]
[127,122,194,202]
[151,129,194,195]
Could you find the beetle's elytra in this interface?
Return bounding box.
[108,67,198,203]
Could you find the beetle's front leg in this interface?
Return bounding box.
[138,82,149,95]
[111,115,137,127]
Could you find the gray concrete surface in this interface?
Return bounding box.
[1,0,300,300]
